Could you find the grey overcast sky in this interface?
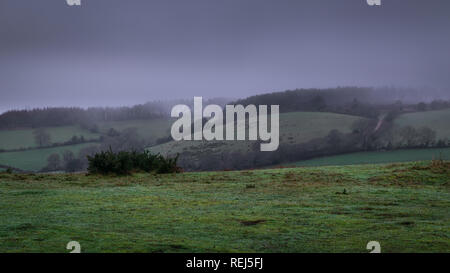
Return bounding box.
[0,0,449,112]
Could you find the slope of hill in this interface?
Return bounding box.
[149,111,364,157]
[0,143,96,171]
[98,118,173,143]
[394,109,450,140]
[267,110,450,168]
[278,147,450,168]
[0,126,100,150]
[0,161,448,252]
[0,118,174,151]
[0,118,173,171]
[2,108,450,172]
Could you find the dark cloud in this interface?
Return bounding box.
[1,0,449,112]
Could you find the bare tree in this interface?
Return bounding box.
[399,126,419,147]
[417,127,437,147]
[33,128,51,147]
[46,153,61,170]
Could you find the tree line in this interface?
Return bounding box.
[0,105,164,130]
[1,87,449,130]
[0,98,231,130]
[232,87,450,118]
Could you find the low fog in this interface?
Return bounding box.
[1,0,450,113]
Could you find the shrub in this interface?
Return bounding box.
[155,154,180,174]
[87,148,180,175]
[65,159,84,173]
[46,153,61,171]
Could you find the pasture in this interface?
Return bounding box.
[0,118,172,171]
[150,111,364,157]
[0,126,100,150]
[2,109,450,172]
[0,118,173,151]
[98,119,173,143]
[395,109,450,140]
[282,148,450,167]
[0,161,448,252]
[0,143,96,172]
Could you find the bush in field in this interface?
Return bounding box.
[65,159,84,173]
[155,154,180,174]
[87,150,132,175]
[47,153,61,170]
[87,148,180,175]
[41,153,62,172]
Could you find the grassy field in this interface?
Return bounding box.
[0,126,100,150]
[282,148,450,167]
[150,111,364,157]
[395,109,450,140]
[0,119,172,171]
[0,143,96,172]
[149,110,450,169]
[0,161,448,253]
[2,109,450,172]
[0,119,173,151]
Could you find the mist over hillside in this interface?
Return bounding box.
[236,87,450,106]
[1,86,449,134]
[2,1,450,114]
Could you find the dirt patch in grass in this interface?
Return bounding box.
[329,209,352,215]
[375,212,415,218]
[240,220,266,226]
[368,172,429,187]
[7,223,35,231]
[10,190,46,196]
[359,207,375,211]
[398,221,415,226]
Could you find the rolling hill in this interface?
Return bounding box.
[0,126,100,150]
[149,111,365,157]
[1,108,450,172]
[150,109,450,170]
[98,118,173,142]
[0,118,173,171]
[394,109,450,140]
[0,118,174,151]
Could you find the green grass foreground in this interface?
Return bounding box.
[0,161,449,253]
